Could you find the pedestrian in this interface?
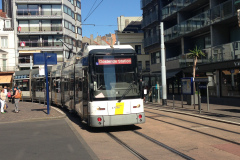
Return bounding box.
[12,87,20,113]
[11,84,18,104]
[1,89,6,114]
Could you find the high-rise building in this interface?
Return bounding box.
[141,0,240,100]
[8,0,82,70]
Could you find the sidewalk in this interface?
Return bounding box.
[144,99,240,125]
[0,101,66,123]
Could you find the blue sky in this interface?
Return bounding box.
[82,0,142,38]
[0,0,142,38]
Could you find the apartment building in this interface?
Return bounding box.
[3,0,82,70]
[141,0,240,99]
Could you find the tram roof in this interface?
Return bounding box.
[83,45,135,56]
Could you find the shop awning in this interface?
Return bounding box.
[166,70,181,79]
[0,75,12,84]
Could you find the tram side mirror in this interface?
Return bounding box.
[90,81,97,91]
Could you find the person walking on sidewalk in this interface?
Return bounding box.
[1,89,6,114]
[11,84,18,104]
[12,87,20,113]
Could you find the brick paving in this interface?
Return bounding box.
[145,99,240,124]
[0,100,66,123]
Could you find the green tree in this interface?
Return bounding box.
[188,46,205,79]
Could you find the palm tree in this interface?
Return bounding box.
[188,46,205,108]
[188,46,205,79]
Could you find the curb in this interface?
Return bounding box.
[0,106,66,124]
[145,106,240,126]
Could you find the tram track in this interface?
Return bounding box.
[145,110,240,135]
[144,114,240,146]
[106,131,195,160]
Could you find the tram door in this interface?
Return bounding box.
[82,68,88,121]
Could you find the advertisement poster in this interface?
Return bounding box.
[181,77,193,95]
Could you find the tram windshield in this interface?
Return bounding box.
[92,55,140,100]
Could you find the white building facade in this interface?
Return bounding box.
[0,16,17,72]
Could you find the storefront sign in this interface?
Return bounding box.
[234,62,240,66]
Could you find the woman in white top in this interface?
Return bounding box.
[1,89,6,113]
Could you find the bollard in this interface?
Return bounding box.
[181,94,183,108]
[173,95,175,109]
[199,95,202,114]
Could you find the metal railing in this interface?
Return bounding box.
[164,0,234,42]
[161,0,198,19]
[16,9,62,16]
[141,0,152,9]
[18,26,62,32]
[18,40,63,47]
[179,41,240,67]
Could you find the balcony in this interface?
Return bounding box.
[16,9,62,19]
[179,41,240,68]
[164,0,234,42]
[211,0,234,24]
[144,34,159,48]
[17,26,63,35]
[161,0,198,20]
[142,11,158,29]
[18,40,64,51]
[141,0,152,9]
[15,0,62,4]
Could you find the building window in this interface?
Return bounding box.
[135,45,141,54]
[146,61,150,71]
[77,1,81,8]
[138,61,142,72]
[5,20,11,28]
[77,27,82,35]
[1,36,8,48]
[221,69,240,97]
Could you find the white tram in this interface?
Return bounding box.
[13,45,145,127]
[74,45,145,127]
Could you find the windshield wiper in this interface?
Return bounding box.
[118,81,135,102]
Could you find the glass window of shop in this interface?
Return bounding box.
[221,69,240,97]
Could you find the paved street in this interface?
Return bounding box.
[0,118,98,160]
[0,100,240,160]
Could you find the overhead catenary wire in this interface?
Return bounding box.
[85,0,99,20]
[83,0,104,23]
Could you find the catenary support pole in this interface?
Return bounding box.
[160,22,167,105]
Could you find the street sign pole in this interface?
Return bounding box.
[33,52,57,115]
[44,53,50,114]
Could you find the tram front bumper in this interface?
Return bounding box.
[89,112,145,127]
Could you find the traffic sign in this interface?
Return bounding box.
[20,41,25,47]
[33,53,57,65]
